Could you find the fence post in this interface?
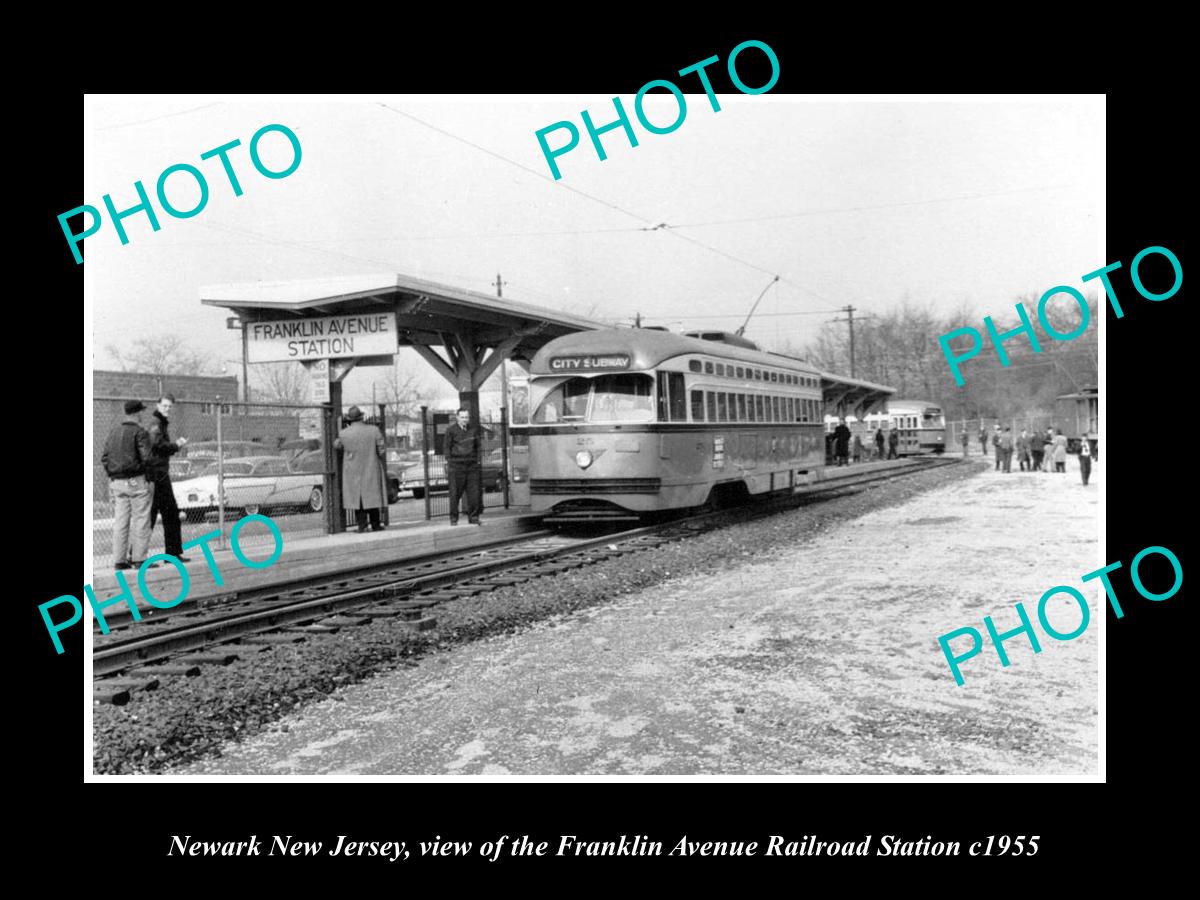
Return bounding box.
[421,405,432,521]
[322,397,345,535]
[377,402,389,527]
[501,405,510,509]
[216,398,226,549]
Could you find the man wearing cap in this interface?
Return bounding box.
[146,393,189,561]
[335,405,388,533]
[100,401,155,570]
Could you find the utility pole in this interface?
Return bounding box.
[828,305,875,378]
[635,312,642,328]
[492,272,506,298]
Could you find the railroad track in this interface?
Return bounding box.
[93,457,960,705]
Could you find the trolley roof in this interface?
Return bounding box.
[529,328,823,375]
[529,328,894,416]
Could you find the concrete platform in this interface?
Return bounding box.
[88,507,544,612]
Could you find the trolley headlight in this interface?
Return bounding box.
[575,450,594,469]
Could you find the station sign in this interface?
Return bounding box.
[549,354,630,372]
[247,313,397,363]
[308,358,330,402]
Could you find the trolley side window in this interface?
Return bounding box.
[656,371,688,422]
[706,392,717,421]
[691,389,705,421]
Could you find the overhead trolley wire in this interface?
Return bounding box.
[373,103,844,310]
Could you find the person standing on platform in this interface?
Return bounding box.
[833,417,852,467]
[960,428,970,457]
[1029,429,1046,472]
[1078,437,1093,485]
[875,427,885,460]
[1017,429,1031,471]
[992,425,1003,471]
[101,400,156,571]
[336,406,388,533]
[852,434,864,463]
[887,428,899,459]
[445,407,483,525]
[1052,428,1069,473]
[978,424,988,455]
[147,394,188,562]
[999,427,1014,473]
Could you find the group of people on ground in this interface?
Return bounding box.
[101,395,189,570]
[831,418,898,466]
[960,423,1092,485]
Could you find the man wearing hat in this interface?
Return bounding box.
[335,405,388,532]
[100,401,155,570]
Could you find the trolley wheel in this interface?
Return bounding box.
[308,487,324,513]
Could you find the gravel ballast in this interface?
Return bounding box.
[93,461,981,775]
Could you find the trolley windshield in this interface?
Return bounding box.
[922,408,944,426]
[532,374,655,423]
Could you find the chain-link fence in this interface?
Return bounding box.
[94,397,516,570]
[410,408,510,521]
[93,398,332,570]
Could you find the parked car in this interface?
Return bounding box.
[395,448,506,498]
[169,459,200,480]
[172,456,327,520]
[182,440,280,463]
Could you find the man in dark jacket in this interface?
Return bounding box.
[101,400,155,570]
[444,407,482,525]
[875,427,885,460]
[146,394,189,561]
[887,428,900,459]
[833,417,852,466]
[1029,429,1046,471]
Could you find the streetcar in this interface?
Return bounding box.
[519,328,891,522]
[825,400,945,456]
[1054,388,1098,457]
[876,400,946,455]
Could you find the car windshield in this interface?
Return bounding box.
[532,374,654,423]
[200,462,253,477]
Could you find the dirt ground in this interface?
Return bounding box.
[179,457,1101,776]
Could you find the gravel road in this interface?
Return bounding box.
[179,459,1100,776]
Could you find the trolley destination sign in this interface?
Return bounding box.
[549,354,630,371]
[247,312,397,363]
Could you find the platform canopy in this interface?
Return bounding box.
[818,371,895,419]
[201,273,605,398]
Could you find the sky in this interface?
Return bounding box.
[83,94,1103,403]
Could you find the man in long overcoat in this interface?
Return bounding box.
[833,417,852,467]
[335,405,388,532]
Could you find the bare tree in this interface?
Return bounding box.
[250,362,311,405]
[106,334,216,375]
[379,359,432,420]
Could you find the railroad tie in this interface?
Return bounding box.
[100,675,159,697]
[239,633,308,646]
[177,651,241,666]
[94,685,131,706]
[315,615,373,628]
[129,663,202,678]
